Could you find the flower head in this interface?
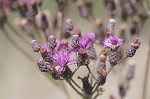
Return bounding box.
[79,32,96,50]
[131,37,141,49]
[72,29,81,37]
[80,37,92,49]
[52,51,76,73]
[104,34,123,51]
[56,39,72,52]
[84,32,96,43]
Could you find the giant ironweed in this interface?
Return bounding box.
[1,0,149,99]
[31,18,141,99]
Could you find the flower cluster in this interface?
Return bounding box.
[31,18,141,99]
[31,31,96,78]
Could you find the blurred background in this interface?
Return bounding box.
[0,0,150,99]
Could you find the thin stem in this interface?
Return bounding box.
[72,66,80,76]
[92,82,97,90]
[107,66,114,76]
[92,85,100,94]
[117,56,128,64]
[1,29,34,61]
[107,56,128,76]
[71,78,83,91]
[142,37,150,99]
[90,60,96,85]
[93,92,99,99]
[66,80,83,97]
[86,65,97,81]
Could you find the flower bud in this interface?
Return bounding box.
[77,48,90,66]
[99,54,107,63]
[126,47,136,57]
[71,34,80,49]
[87,47,97,60]
[60,39,68,46]
[126,60,136,80]
[97,69,107,85]
[130,17,140,35]
[19,19,34,36]
[78,1,89,19]
[97,54,107,75]
[37,58,54,73]
[59,39,69,51]
[107,0,116,17]
[119,24,126,43]
[118,79,126,97]
[18,1,28,17]
[31,0,38,16]
[40,47,51,62]
[131,37,141,49]
[31,40,41,52]
[78,48,87,56]
[95,19,106,43]
[37,59,47,72]
[138,7,148,20]
[100,69,107,79]
[64,29,71,39]
[109,51,118,66]
[65,19,73,31]
[107,18,116,32]
[72,29,81,37]
[48,35,57,49]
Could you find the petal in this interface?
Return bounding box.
[55,65,66,73]
[44,43,52,53]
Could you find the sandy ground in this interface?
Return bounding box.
[0,1,150,99]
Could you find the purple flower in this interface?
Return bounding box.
[104,34,123,51]
[52,51,76,73]
[44,43,52,53]
[80,37,92,49]
[84,32,96,43]
[79,32,96,49]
